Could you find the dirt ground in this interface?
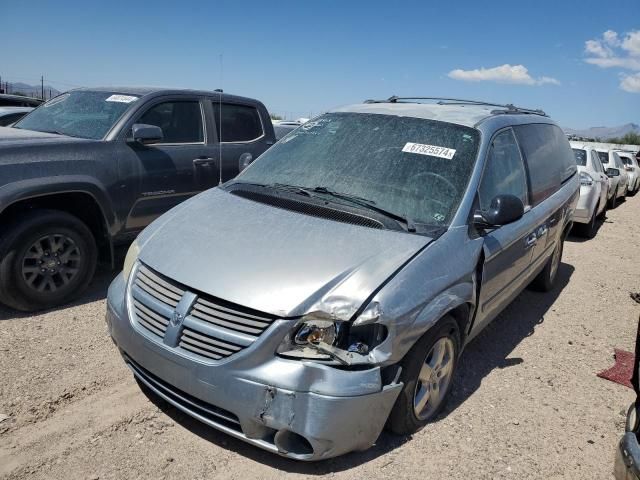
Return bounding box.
[1,195,638,480]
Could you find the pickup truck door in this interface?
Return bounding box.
[590,150,609,209]
[210,100,274,181]
[124,97,214,231]
[475,128,533,328]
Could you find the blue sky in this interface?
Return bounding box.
[3,0,639,128]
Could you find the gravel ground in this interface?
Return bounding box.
[1,195,638,480]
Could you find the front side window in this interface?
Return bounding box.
[138,101,203,144]
[572,148,587,166]
[236,112,480,227]
[212,102,263,142]
[14,91,137,139]
[619,155,632,166]
[478,129,528,211]
[597,151,609,164]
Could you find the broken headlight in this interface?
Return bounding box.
[277,308,387,364]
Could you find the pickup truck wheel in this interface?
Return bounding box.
[609,192,618,209]
[0,210,97,311]
[530,236,563,292]
[386,316,460,435]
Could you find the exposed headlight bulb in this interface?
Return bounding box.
[294,319,338,346]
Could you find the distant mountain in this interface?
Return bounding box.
[4,82,61,100]
[564,123,640,140]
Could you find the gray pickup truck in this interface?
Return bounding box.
[0,87,275,311]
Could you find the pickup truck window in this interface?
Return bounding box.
[138,101,204,144]
[13,91,135,140]
[212,102,263,142]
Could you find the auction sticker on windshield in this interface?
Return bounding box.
[402,142,456,160]
[105,95,138,103]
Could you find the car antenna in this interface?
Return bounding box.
[217,53,223,186]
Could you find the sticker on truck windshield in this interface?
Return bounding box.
[105,94,138,103]
[402,142,456,159]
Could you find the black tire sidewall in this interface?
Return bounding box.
[387,316,460,435]
[0,211,97,311]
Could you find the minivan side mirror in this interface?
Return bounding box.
[606,168,620,178]
[474,194,524,228]
[130,123,163,145]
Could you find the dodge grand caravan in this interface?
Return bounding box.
[106,97,579,460]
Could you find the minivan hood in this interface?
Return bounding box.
[138,188,432,319]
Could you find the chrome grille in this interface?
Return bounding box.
[135,264,184,308]
[179,327,243,360]
[133,299,169,338]
[130,263,277,362]
[190,297,274,337]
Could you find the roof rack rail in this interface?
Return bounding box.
[363,96,547,117]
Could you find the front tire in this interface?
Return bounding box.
[0,210,97,311]
[387,316,460,435]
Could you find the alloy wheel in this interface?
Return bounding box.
[413,337,455,420]
[21,234,82,293]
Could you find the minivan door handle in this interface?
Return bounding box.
[525,233,537,249]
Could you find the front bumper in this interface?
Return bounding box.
[106,273,402,461]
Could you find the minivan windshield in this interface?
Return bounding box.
[572,148,587,166]
[236,112,480,227]
[14,91,139,140]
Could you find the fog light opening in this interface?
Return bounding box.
[274,430,314,456]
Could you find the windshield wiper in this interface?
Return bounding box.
[38,129,75,137]
[310,186,416,232]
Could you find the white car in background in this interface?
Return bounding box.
[570,144,609,237]
[596,149,629,208]
[616,150,640,195]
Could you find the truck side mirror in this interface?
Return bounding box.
[474,194,524,228]
[606,168,620,178]
[130,123,163,145]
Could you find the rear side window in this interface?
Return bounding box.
[212,102,263,142]
[478,129,528,210]
[572,148,587,166]
[619,155,632,166]
[513,124,577,205]
[139,101,204,144]
[597,151,609,164]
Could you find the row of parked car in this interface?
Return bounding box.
[570,142,639,237]
[0,89,638,464]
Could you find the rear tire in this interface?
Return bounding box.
[578,207,598,239]
[530,236,564,292]
[597,201,607,220]
[386,316,460,435]
[0,210,97,311]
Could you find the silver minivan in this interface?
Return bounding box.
[106,98,579,460]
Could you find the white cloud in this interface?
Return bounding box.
[622,30,640,56]
[603,30,621,47]
[447,64,560,86]
[620,72,640,93]
[584,30,640,71]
